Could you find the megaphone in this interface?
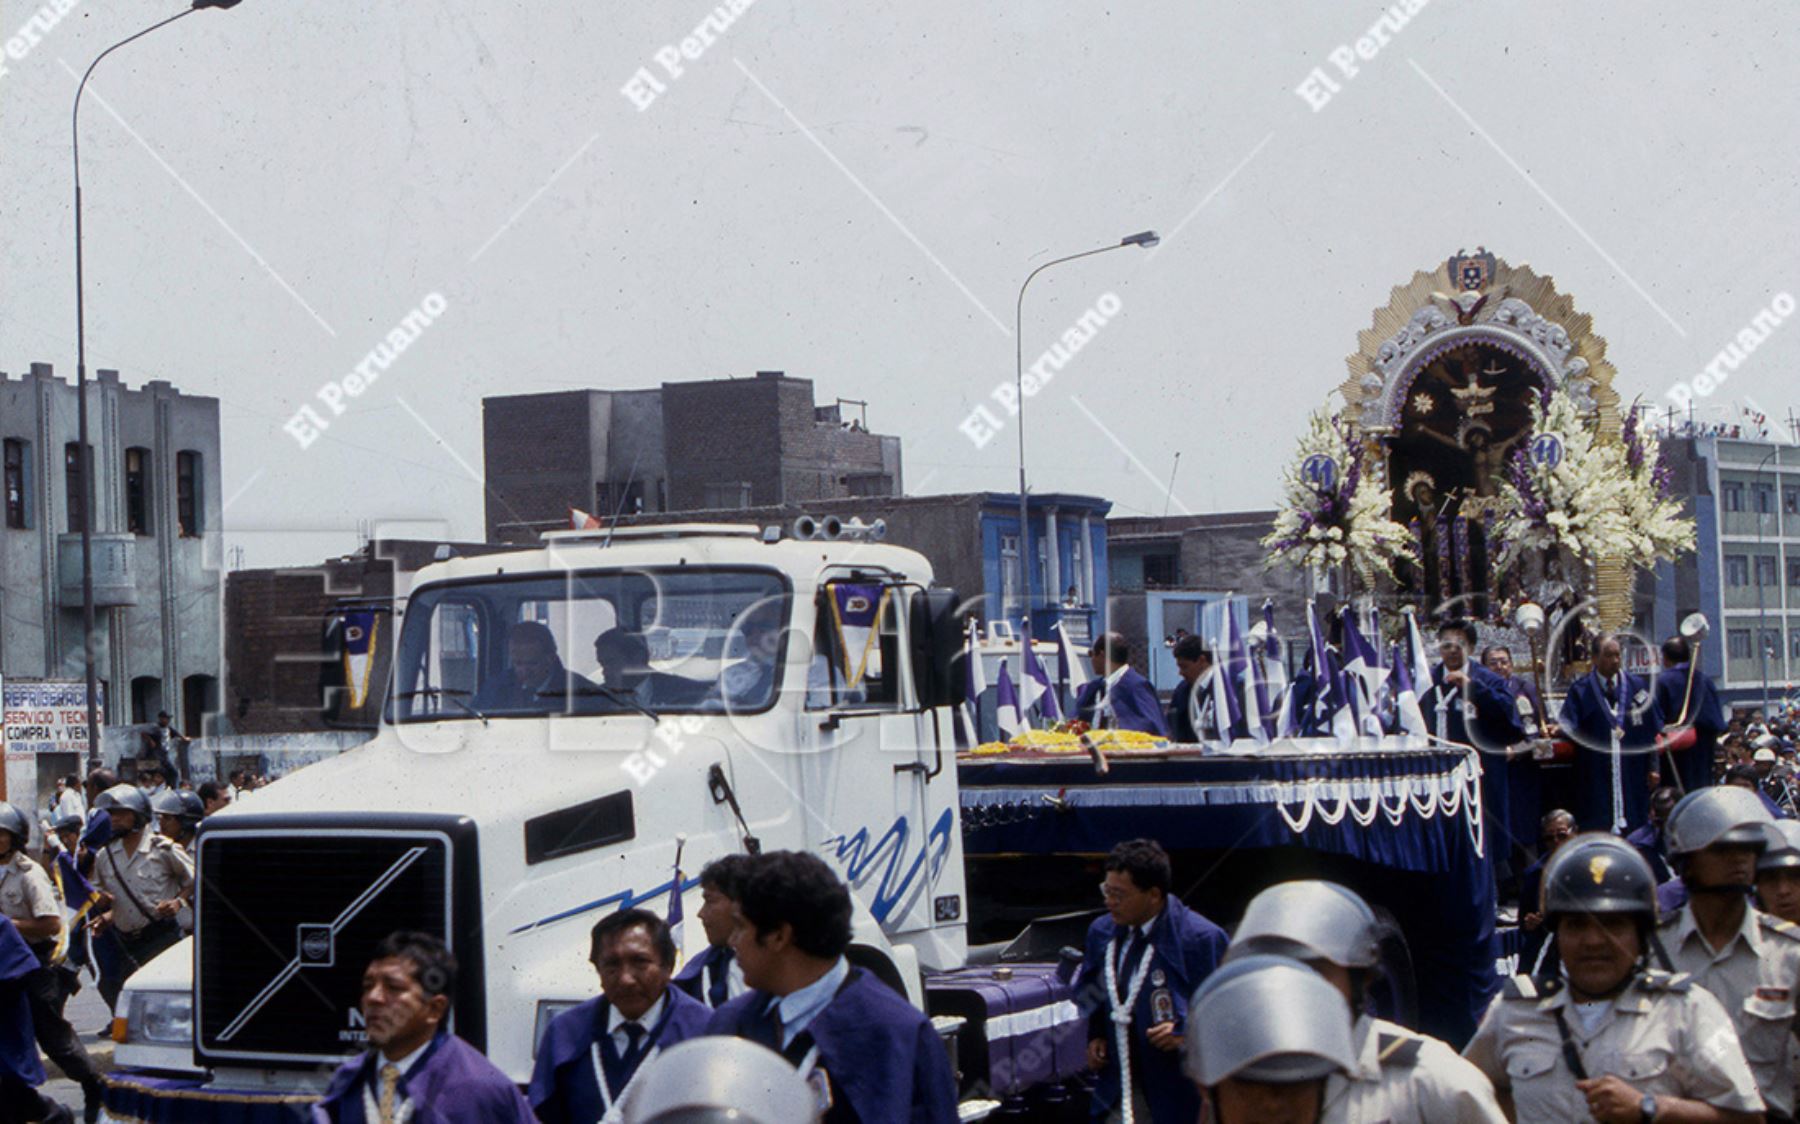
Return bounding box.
[820,515,844,540]
[1514,602,1546,635]
[1680,612,1710,642]
[792,515,818,541]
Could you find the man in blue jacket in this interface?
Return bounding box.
[1422,622,1524,856]
[314,931,534,1123]
[671,855,752,1010]
[1073,838,1228,1123]
[1653,635,1725,796]
[1074,633,1169,737]
[706,851,957,1123]
[1558,634,1665,833]
[529,909,710,1122]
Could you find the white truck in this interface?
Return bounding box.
[104,522,1086,1120]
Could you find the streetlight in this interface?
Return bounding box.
[1755,444,1779,717]
[72,0,243,769]
[1013,230,1158,634]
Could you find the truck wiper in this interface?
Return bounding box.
[550,684,661,723]
[391,688,488,726]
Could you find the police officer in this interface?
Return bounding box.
[1181,953,1358,1124]
[89,784,193,1005]
[622,1037,820,1123]
[1758,821,1800,924]
[0,803,104,1121]
[1464,833,1764,1122]
[1657,785,1800,1120]
[1226,880,1504,1122]
[151,789,204,850]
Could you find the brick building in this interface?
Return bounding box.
[483,371,903,542]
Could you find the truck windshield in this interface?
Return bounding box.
[390,567,790,722]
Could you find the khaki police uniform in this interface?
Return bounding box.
[0,850,60,931]
[1463,970,1764,1122]
[1322,1014,1505,1123]
[1660,903,1800,1118]
[95,830,193,936]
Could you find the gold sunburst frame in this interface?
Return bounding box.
[1333,250,1632,628]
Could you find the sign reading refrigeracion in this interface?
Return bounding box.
[2,680,102,754]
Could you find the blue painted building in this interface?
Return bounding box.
[978,492,1111,642]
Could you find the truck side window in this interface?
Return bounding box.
[807,582,902,710]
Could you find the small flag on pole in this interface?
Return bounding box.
[995,662,1026,737]
[569,507,603,530]
[667,834,687,957]
[1021,622,1062,722]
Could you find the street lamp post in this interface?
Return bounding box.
[1756,445,1779,717]
[72,0,242,770]
[1013,230,1158,636]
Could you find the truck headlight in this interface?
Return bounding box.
[129,991,194,1045]
[533,1000,583,1058]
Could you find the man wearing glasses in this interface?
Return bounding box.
[1072,839,1227,1123]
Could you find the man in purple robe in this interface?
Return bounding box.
[706,851,958,1123]
[1557,634,1665,833]
[1653,635,1725,796]
[1073,633,1169,737]
[314,931,533,1123]
[672,855,752,1010]
[1422,622,1523,856]
[1073,838,1228,1123]
[529,908,710,1123]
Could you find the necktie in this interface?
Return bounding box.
[620,1021,645,1064]
[1115,927,1142,975]
[378,1063,400,1124]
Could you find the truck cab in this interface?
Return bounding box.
[110,522,1012,1112]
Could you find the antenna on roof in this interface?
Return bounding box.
[601,449,644,549]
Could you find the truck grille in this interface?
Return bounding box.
[195,823,461,1067]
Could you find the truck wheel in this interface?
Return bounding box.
[1366,905,1419,1028]
[845,943,908,997]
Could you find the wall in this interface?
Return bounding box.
[482,390,597,540]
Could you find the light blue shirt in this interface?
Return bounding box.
[770,956,849,1049]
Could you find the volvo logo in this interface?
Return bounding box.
[298,924,335,968]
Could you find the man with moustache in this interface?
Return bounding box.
[1559,634,1665,833]
[314,932,533,1123]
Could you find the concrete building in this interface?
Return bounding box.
[482,371,903,542]
[223,539,508,734]
[1107,511,1310,691]
[1,363,221,799]
[1652,432,1800,711]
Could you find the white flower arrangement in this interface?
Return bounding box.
[1264,410,1414,584]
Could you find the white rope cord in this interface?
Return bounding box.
[1271,753,1485,857]
[1102,934,1156,1124]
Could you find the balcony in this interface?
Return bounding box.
[57,533,138,607]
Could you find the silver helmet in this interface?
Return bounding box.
[0,803,30,845]
[622,1037,820,1124]
[1227,880,1381,969]
[1760,820,1800,874]
[95,783,154,824]
[1665,786,1776,856]
[1183,954,1356,1088]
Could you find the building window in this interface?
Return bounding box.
[1791,629,1800,661]
[999,533,1019,614]
[1726,555,1749,586]
[1756,556,1779,587]
[64,443,87,533]
[1785,486,1799,515]
[1070,533,1087,604]
[1754,484,1777,514]
[125,447,151,535]
[1763,630,1783,658]
[1142,553,1180,589]
[130,676,162,725]
[176,451,201,536]
[701,482,750,509]
[1728,629,1752,660]
[1789,559,1800,588]
[3,439,27,529]
[1722,481,1745,512]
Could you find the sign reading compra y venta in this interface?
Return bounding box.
[2,680,103,755]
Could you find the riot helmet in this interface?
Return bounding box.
[1182,954,1356,1088]
[622,1037,820,1124]
[1227,880,1381,969]
[1665,786,1776,856]
[1540,833,1658,922]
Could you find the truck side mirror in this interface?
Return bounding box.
[909,587,965,709]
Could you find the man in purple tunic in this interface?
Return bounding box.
[314,931,533,1123]
[705,851,958,1123]
[529,908,710,1122]
[671,855,752,1010]
[1073,633,1169,736]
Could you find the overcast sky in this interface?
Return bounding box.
[3,1,1797,569]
